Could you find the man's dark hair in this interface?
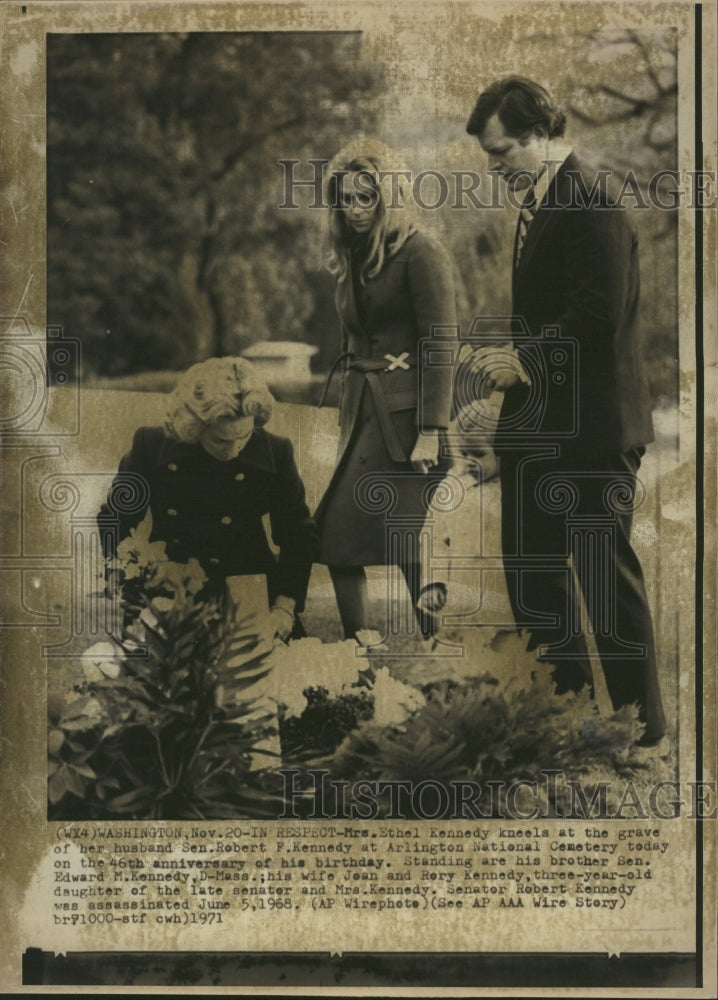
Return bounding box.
[466,76,567,140]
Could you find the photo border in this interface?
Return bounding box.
[1,0,715,993]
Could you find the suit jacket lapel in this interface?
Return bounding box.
[514,202,553,277]
[514,154,576,280]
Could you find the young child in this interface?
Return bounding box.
[417,404,513,632]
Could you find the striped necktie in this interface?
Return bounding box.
[515,188,538,266]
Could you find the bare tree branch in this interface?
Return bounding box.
[626,28,664,94]
[208,115,308,184]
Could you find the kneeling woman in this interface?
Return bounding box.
[99,357,317,641]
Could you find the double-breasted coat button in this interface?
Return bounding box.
[167,508,178,516]
[234,473,245,481]
[168,463,178,471]
[221,516,232,525]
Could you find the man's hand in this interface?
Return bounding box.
[470,345,531,393]
[410,429,440,473]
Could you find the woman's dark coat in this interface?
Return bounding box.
[98,426,316,610]
[316,230,457,566]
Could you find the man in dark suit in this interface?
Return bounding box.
[466,76,667,750]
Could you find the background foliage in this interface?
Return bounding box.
[47,28,678,404]
[47,32,382,378]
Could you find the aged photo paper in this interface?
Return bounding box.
[0,0,716,993]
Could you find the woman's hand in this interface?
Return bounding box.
[410,429,440,474]
[269,596,296,643]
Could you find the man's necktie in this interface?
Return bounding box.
[515,189,538,266]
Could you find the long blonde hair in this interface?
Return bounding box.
[325,138,419,285]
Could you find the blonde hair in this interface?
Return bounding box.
[164,357,273,443]
[451,402,499,456]
[325,138,419,285]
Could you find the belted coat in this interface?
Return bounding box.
[98,425,316,610]
[316,230,457,566]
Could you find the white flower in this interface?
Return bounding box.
[114,511,168,577]
[149,596,176,615]
[259,639,426,728]
[371,668,425,728]
[81,640,123,682]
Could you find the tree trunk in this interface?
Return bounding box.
[195,191,227,358]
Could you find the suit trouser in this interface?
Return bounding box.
[499,448,666,743]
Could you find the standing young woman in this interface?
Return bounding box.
[315,139,457,642]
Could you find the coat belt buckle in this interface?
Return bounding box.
[384,352,410,372]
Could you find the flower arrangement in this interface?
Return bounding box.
[269,634,425,759]
[48,515,282,820]
[285,631,673,819]
[49,511,672,820]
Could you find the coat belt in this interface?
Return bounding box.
[348,353,416,373]
[317,351,417,464]
[317,351,416,407]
